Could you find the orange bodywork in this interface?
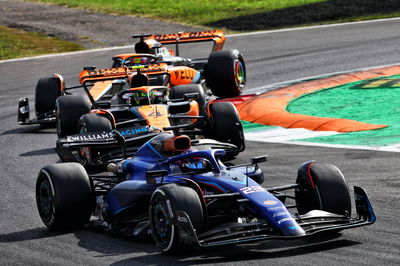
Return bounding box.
[169,66,200,86]
[147,30,225,51]
[137,105,171,130]
[89,81,113,101]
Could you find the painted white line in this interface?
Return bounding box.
[245,127,338,142]
[244,127,400,152]
[0,45,136,64]
[227,17,400,38]
[2,17,399,64]
[258,139,400,153]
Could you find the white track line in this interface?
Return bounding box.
[227,17,400,38]
[1,17,399,64]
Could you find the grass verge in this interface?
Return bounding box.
[0,25,84,60]
[24,0,400,31]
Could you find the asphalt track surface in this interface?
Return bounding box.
[1,19,400,265]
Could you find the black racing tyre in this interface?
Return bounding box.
[206,49,246,98]
[149,184,204,254]
[35,77,62,116]
[170,84,206,111]
[78,113,113,166]
[56,95,91,137]
[208,101,245,152]
[36,163,95,230]
[79,113,113,133]
[295,161,352,216]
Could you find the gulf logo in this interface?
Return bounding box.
[263,200,277,206]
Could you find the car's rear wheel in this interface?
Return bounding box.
[208,101,245,153]
[206,49,246,98]
[56,95,91,137]
[36,163,95,230]
[295,161,352,216]
[35,76,61,116]
[149,184,204,254]
[78,113,113,166]
[170,84,206,111]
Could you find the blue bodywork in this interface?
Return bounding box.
[106,133,305,237]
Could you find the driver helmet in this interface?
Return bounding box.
[148,89,167,104]
[129,90,150,106]
[178,150,209,172]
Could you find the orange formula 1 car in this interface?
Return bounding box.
[18,30,246,127]
[55,75,245,167]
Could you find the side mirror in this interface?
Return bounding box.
[251,155,267,165]
[184,92,199,100]
[83,66,96,71]
[18,98,29,123]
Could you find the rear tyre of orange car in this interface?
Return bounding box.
[56,95,91,137]
[36,163,95,230]
[35,77,61,116]
[208,101,245,154]
[170,84,206,115]
[149,184,204,254]
[206,49,246,98]
[78,113,113,166]
[295,162,352,216]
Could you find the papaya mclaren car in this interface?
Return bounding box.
[36,132,376,254]
[18,30,247,127]
[55,79,245,167]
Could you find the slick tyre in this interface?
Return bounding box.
[35,77,61,116]
[170,84,206,112]
[78,113,113,166]
[295,162,352,216]
[36,163,95,230]
[206,49,246,98]
[149,184,204,254]
[56,95,91,137]
[208,101,245,152]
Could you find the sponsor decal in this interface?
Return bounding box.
[263,200,278,206]
[267,206,285,211]
[277,217,294,225]
[173,69,196,80]
[288,225,298,230]
[66,127,149,141]
[240,186,266,195]
[177,215,188,223]
[87,67,126,77]
[119,127,148,136]
[272,211,288,218]
[154,30,217,41]
[67,132,113,142]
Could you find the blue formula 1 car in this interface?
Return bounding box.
[36,133,376,254]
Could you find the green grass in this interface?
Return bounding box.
[25,0,400,31]
[287,76,400,146]
[0,25,84,60]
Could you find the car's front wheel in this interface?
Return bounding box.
[295,161,352,216]
[149,184,204,254]
[36,163,95,230]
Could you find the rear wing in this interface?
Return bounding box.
[79,64,169,84]
[143,30,226,51]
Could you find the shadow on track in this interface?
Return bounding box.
[20,148,55,157]
[72,231,360,265]
[208,0,400,31]
[0,227,67,243]
[1,125,56,135]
